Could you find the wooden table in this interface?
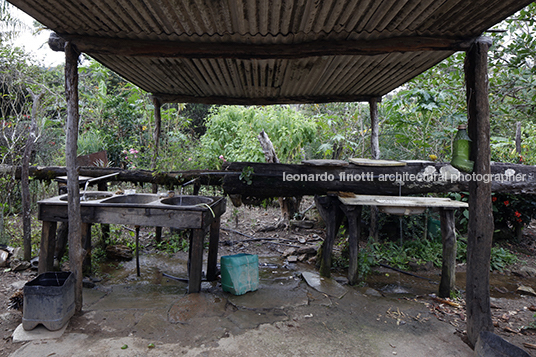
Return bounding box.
[37,193,226,293]
[315,193,468,298]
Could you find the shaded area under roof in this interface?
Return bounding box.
[7,0,533,104]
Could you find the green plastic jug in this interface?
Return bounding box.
[220,254,259,295]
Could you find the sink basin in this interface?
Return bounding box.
[60,192,113,201]
[100,194,160,204]
[378,206,426,216]
[160,196,213,207]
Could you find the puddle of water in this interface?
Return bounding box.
[365,269,536,299]
[98,252,189,286]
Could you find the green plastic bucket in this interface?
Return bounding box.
[220,254,259,295]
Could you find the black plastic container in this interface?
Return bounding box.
[23,271,75,331]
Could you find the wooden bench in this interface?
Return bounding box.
[315,193,468,298]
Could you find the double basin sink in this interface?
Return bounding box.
[39,192,226,229]
[65,191,213,207]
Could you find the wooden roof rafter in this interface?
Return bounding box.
[57,34,476,59]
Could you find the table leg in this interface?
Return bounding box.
[189,228,206,293]
[439,208,457,298]
[314,195,344,278]
[82,223,92,276]
[207,217,220,281]
[38,221,57,274]
[340,205,362,285]
[97,182,110,244]
[135,225,141,277]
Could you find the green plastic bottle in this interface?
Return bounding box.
[451,124,474,172]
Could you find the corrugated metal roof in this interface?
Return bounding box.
[7,0,533,104]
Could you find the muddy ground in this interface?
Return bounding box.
[1,196,536,356]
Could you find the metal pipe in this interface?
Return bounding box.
[181,178,197,187]
[82,172,120,199]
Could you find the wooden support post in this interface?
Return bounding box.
[340,205,362,285]
[65,41,85,312]
[206,217,220,281]
[38,221,57,274]
[54,222,68,264]
[369,97,380,242]
[81,223,92,276]
[152,98,162,242]
[438,209,456,298]
[314,195,344,278]
[465,37,494,346]
[189,228,206,293]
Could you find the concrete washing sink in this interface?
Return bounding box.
[37,192,226,293]
[160,196,213,206]
[99,193,161,204]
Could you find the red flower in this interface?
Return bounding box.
[514,211,521,218]
[492,197,497,202]
[504,200,510,206]
[517,218,523,223]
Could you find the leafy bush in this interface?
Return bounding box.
[450,192,536,240]
[336,234,518,279]
[199,105,317,169]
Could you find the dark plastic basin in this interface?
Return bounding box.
[100,194,160,204]
[23,271,75,331]
[160,196,213,206]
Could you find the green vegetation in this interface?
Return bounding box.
[334,234,518,278]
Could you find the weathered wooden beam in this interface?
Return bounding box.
[465,37,494,347]
[0,165,225,187]
[58,34,474,59]
[223,161,536,198]
[65,41,85,313]
[3,161,536,196]
[152,93,378,105]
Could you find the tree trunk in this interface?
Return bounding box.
[21,90,43,261]
[257,130,302,221]
[465,37,494,346]
[515,121,522,155]
[65,42,85,313]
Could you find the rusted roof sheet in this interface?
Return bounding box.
[7,0,533,104]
